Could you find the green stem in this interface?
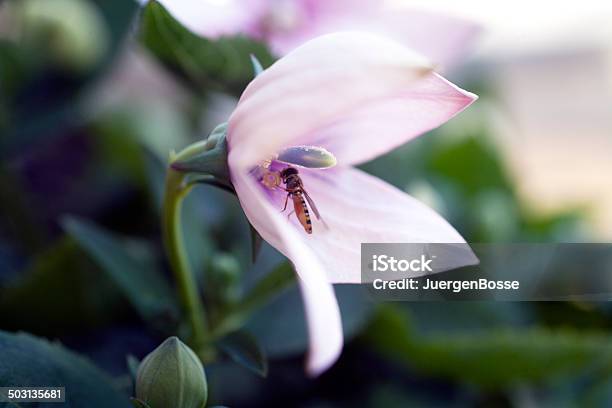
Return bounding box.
[162,168,208,348]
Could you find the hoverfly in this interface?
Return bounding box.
[261,166,323,234]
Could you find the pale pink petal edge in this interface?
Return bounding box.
[232,170,343,376]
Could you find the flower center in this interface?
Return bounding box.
[251,144,336,234]
[253,145,336,191]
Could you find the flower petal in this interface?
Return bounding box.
[371,9,481,69]
[231,170,343,376]
[265,4,481,68]
[149,0,265,38]
[261,0,380,55]
[307,73,477,166]
[295,166,478,283]
[227,31,433,170]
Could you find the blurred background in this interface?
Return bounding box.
[1,0,612,407]
[427,0,612,239]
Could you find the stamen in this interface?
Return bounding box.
[261,170,281,189]
[275,146,337,169]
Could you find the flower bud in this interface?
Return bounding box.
[136,337,207,408]
[210,253,242,303]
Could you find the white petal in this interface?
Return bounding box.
[297,167,477,283]
[227,32,433,169]
[307,73,476,165]
[150,0,265,38]
[232,170,343,375]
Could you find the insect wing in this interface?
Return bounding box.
[302,189,327,229]
[301,189,320,220]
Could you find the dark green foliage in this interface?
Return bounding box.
[139,1,275,94]
[0,0,604,405]
[0,0,138,154]
[62,216,179,328]
[218,330,268,377]
[365,305,612,389]
[0,238,125,335]
[0,330,132,407]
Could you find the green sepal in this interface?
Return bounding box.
[250,54,264,77]
[250,224,264,263]
[171,123,231,184]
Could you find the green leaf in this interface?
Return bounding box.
[365,305,612,389]
[0,238,124,335]
[139,0,275,93]
[0,330,132,407]
[246,283,374,358]
[240,262,295,314]
[61,215,178,327]
[218,331,268,377]
[427,134,512,197]
[208,262,295,338]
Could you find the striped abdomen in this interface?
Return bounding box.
[292,192,312,234]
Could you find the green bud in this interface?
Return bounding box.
[210,253,242,303]
[136,337,207,408]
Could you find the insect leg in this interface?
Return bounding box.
[281,193,290,212]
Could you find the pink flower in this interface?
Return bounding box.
[252,0,480,68]
[226,32,478,376]
[149,0,480,68]
[141,0,267,38]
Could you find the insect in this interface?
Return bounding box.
[274,166,323,234]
